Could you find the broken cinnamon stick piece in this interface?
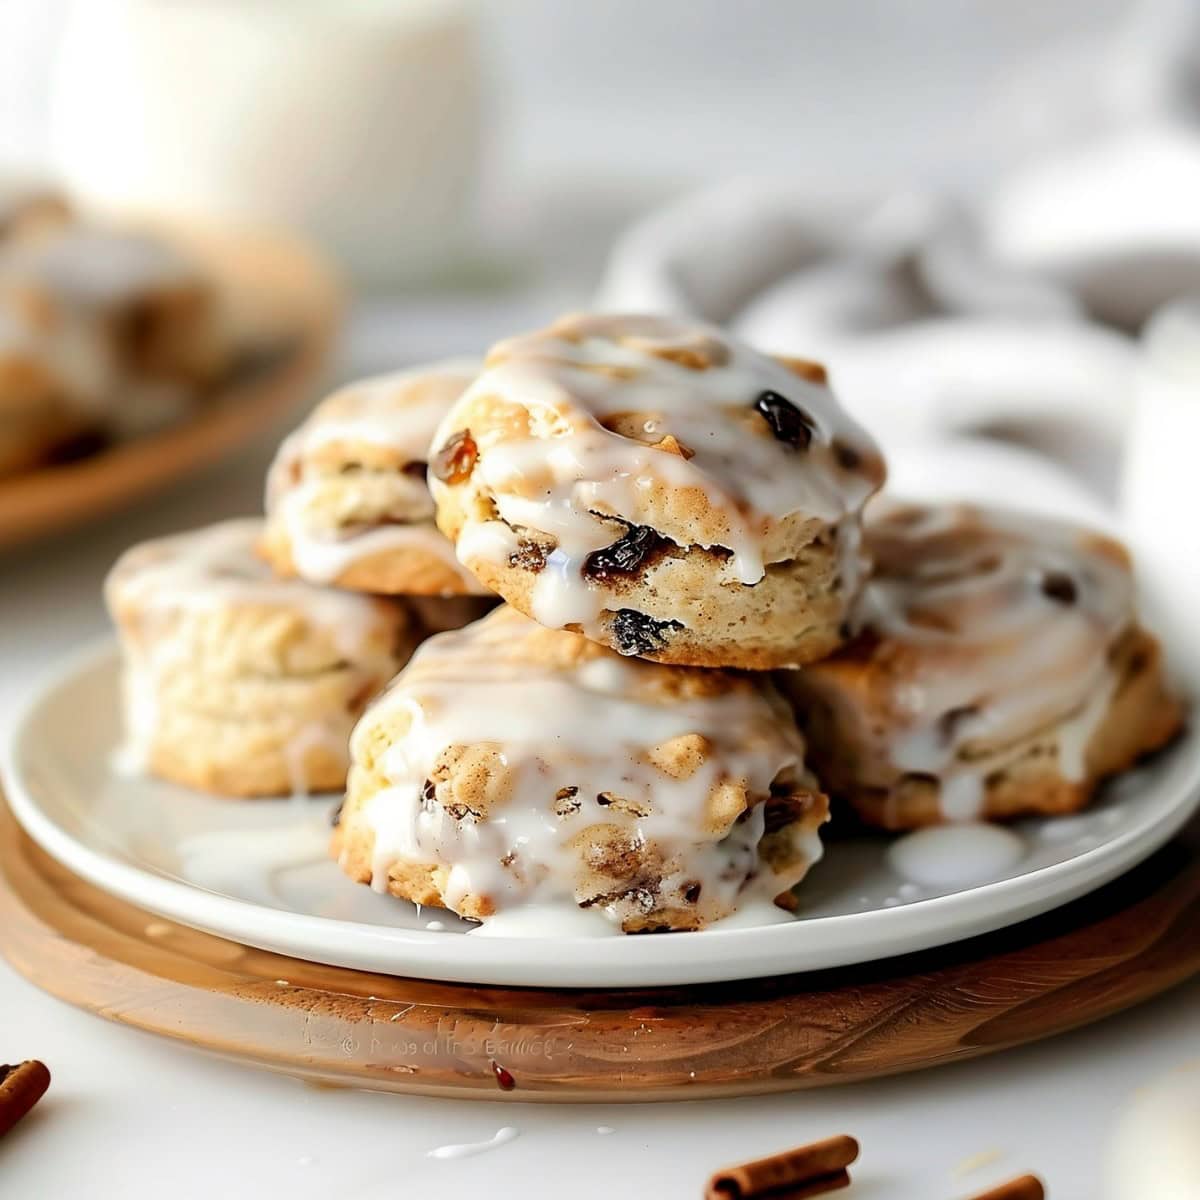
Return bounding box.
[705,1134,859,1199]
[965,1175,1046,1200]
[0,1061,51,1139]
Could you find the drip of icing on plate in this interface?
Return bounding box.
[427,1128,520,1161]
[176,822,331,904]
[887,824,1027,889]
[852,502,1135,820]
[354,607,826,932]
[264,360,486,591]
[431,313,883,635]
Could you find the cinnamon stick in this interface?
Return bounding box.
[965,1175,1046,1200]
[705,1134,859,1199]
[0,1061,50,1139]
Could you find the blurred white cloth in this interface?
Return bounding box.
[596,180,1144,453]
[598,0,1200,464]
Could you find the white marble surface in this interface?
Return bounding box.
[0,306,1197,1199]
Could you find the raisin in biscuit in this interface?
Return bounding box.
[262,360,490,596]
[428,313,885,669]
[106,518,417,797]
[333,604,830,931]
[779,502,1184,830]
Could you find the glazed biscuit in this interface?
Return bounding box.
[0,179,72,243]
[0,306,101,475]
[262,360,490,596]
[334,605,830,931]
[0,226,229,399]
[106,518,416,797]
[779,502,1184,830]
[428,313,885,668]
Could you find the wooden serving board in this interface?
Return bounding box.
[0,222,341,552]
[1,798,1197,1103]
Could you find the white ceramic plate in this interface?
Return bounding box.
[5,642,1197,988]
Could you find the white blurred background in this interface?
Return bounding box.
[0,0,1182,288]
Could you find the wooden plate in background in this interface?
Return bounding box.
[0,222,341,552]
[1,797,1196,1102]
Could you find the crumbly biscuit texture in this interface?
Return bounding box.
[428,313,885,667]
[106,518,415,797]
[780,502,1184,828]
[334,605,829,930]
[262,360,490,596]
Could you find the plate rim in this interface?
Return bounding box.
[4,638,1198,989]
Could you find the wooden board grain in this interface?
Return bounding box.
[0,222,340,551]
[1,798,1196,1102]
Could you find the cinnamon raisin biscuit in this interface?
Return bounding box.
[0,304,104,475]
[428,313,885,668]
[105,518,416,797]
[0,226,229,402]
[778,502,1184,830]
[333,605,830,931]
[262,360,490,596]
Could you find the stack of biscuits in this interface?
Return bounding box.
[106,312,1184,933]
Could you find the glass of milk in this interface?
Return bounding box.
[49,0,484,288]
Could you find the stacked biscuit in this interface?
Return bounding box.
[0,181,236,478]
[108,312,1183,934]
[106,361,495,797]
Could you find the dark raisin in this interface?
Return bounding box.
[754,390,816,450]
[509,539,548,572]
[430,429,477,484]
[554,785,580,817]
[421,778,438,809]
[402,460,429,480]
[610,609,683,657]
[682,882,702,904]
[584,525,670,582]
[1041,571,1077,605]
[937,705,979,742]
[831,438,861,470]
[596,792,614,807]
[491,1061,516,1091]
[329,801,344,828]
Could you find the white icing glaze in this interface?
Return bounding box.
[468,904,622,939]
[852,502,1134,819]
[427,1128,519,1160]
[108,518,393,663]
[354,607,825,929]
[107,518,400,787]
[434,314,882,638]
[176,823,330,904]
[0,227,199,310]
[265,360,487,592]
[887,824,1027,889]
[0,287,114,415]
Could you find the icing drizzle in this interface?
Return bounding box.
[431,313,883,634]
[265,359,487,591]
[828,502,1136,819]
[352,606,826,929]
